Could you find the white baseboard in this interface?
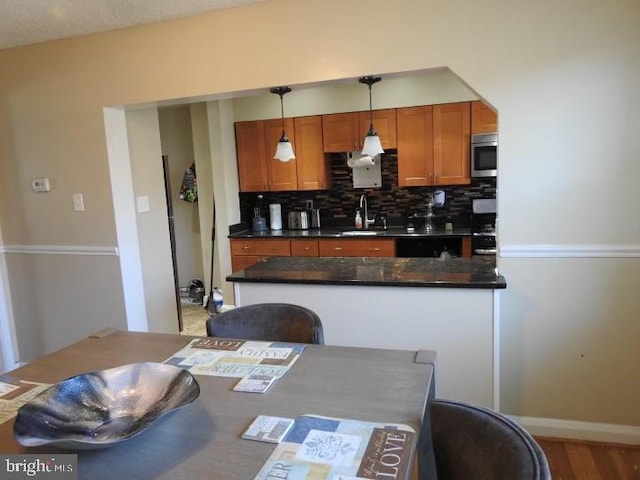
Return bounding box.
[511,415,640,445]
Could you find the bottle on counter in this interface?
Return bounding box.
[354,209,362,229]
[212,287,224,314]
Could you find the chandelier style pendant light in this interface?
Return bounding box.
[270,86,295,162]
[358,76,384,157]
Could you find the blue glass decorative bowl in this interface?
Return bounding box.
[13,362,200,449]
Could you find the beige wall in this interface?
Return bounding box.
[1,0,639,437]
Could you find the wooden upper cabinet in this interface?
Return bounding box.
[235,120,269,192]
[397,105,434,187]
[263,118,298,191]
[236,116,329,193]
[322,113,360,152]
[322,109,397,153]
[433,102,471,185]
[471,100,498,134]
[397,102,471,187]
[358,109,397,150]
[294,116,330,190]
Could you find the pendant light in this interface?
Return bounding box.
[270,86,295,162]
[358,76,384,157]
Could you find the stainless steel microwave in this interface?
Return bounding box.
[471,133,498,177]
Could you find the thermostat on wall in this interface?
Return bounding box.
[32,177,51,192]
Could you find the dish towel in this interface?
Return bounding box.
[179,163,197,203]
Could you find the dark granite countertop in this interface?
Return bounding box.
[229,226,472,239]
[226,256,506,289]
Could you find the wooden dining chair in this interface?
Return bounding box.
[205,303,324,344]
[422,399,551,480]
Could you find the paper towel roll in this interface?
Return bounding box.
[347,155,375,168]
[269,204,282,230]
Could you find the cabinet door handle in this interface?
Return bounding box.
[242,246,251,251]
[271,246,280,251]
[333,247,343,251]
[304,246,310,250]
[371,248,381,252]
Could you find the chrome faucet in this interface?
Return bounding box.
[359,194,375,229]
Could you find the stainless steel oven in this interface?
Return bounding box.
[471,133,497,178]
[471,199,497,255]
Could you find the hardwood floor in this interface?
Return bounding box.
[536,437,640,479]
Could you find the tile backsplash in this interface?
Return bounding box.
[239,153,496,228]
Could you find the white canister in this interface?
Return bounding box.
[269,204,282,230]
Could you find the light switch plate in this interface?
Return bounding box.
[32,178,50,192]
[72,193,85,211]
[136,195,150,213]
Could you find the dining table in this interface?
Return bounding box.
[0,329,436,479]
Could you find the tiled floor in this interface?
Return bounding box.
[180,304,209,337]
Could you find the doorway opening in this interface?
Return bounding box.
[158,106,208,335]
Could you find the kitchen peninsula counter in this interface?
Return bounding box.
[229,226,472,239]
[226,256,505,289]
[227,256,505,409]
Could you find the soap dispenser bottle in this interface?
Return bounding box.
[354,209,363,229]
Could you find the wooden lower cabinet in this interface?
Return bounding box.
[231,239,291,272]
[231,255,270,272]
[461,237,472,259]
[290,239,319,256]
[231,238,291,256]
[318,239,396,257]
[231,237,470,272]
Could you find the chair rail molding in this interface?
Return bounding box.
[500,244,640,258]
[2,245,118,256]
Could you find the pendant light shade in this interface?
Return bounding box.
[362,129,384,157]
[270,86,295,162]
[359,76,384,157]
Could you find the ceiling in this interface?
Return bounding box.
[0,0,266,50]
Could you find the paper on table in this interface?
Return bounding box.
[233,374,277,393]
[0,376,51,425]
[253,414,416,480]
[164,338,305,378]
[242,415,295,443]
